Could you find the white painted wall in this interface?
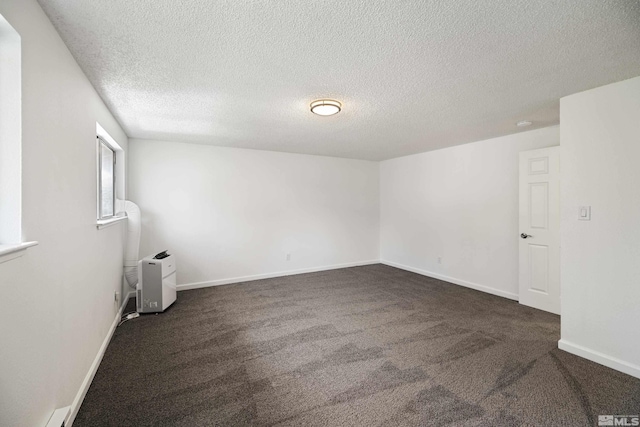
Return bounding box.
[380,126,559,299]
[0,1,129,426]
[129,140,379,288]
[558,76,640,378]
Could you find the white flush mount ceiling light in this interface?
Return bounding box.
[310,99,342,116]
[516,120,533,127]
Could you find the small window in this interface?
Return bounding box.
[97,137,116,220]
[0,13,22,245]
[95,123,124,227]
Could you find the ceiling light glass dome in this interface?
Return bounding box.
[310,99,342,116]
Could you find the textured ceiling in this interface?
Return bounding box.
[38,0,640,160]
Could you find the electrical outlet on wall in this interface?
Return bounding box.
[114,291,120,304]
[286,253,291,261]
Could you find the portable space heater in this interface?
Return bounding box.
[137,250,177,313]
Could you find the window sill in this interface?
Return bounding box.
[0,241,39,265]
[96,216,127,230]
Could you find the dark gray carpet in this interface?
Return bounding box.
[75,264,640,426]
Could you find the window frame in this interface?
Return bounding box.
[97,136,116,220]
[0,12,38,264]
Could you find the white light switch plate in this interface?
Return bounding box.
[578,206,591,221]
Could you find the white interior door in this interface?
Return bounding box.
[519,146,560,314]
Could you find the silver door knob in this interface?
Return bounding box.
[520,233,531,239]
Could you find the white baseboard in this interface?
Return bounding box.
[558,339,640,379]
[380,259,519,301]
[176,260,381,291]
[66,290,132,426]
